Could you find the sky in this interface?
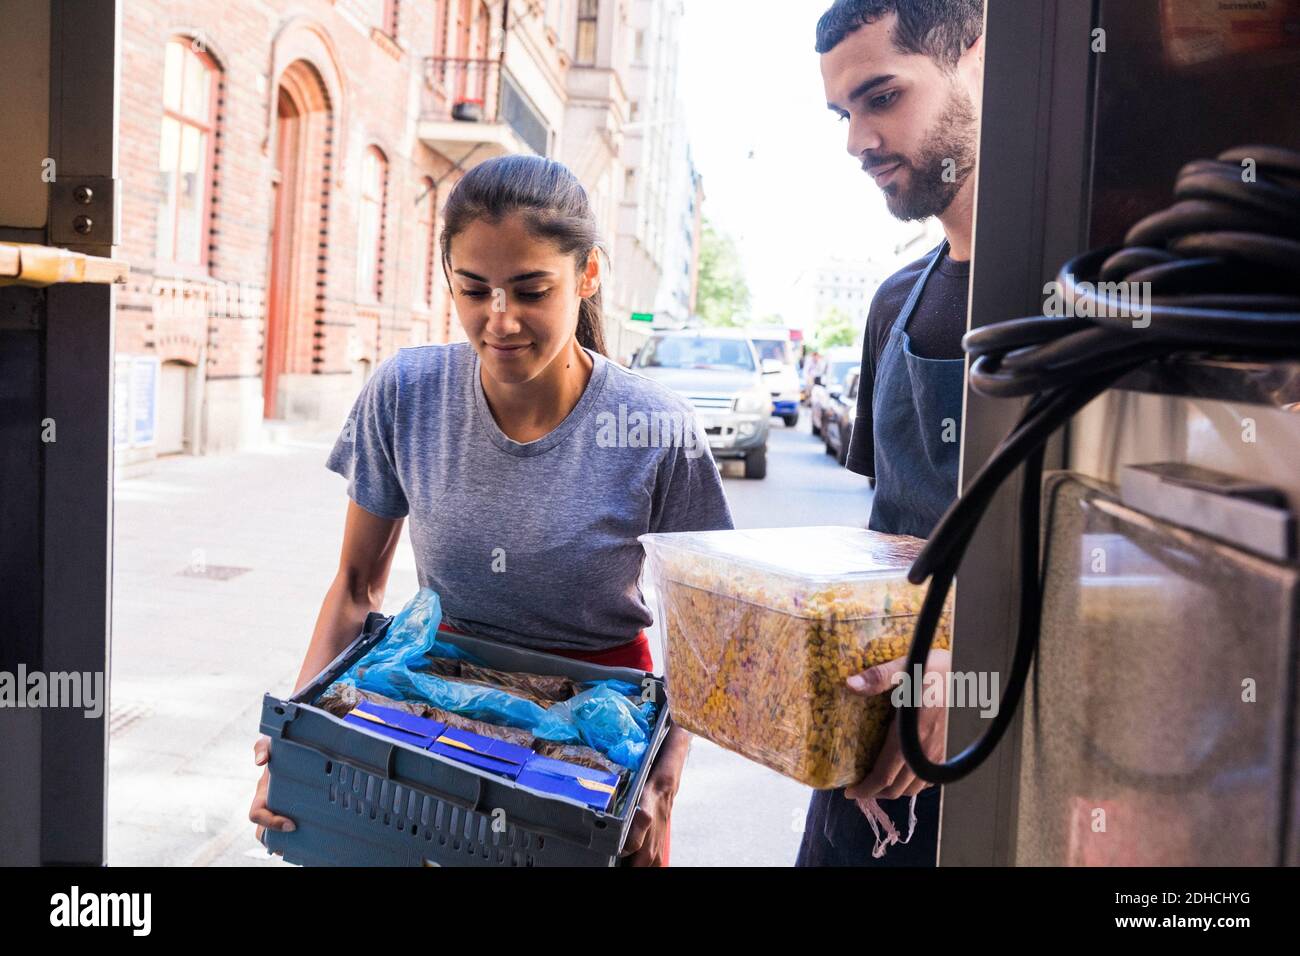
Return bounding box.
[678,0,929,327]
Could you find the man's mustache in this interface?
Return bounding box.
[862,154,908,173]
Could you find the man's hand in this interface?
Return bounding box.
[843,649,951,814]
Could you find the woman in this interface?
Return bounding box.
[248,155,733,866]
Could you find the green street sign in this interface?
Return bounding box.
[630,312,654,323]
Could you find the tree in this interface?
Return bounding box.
[813,307,857,350]
[694,218,751,327]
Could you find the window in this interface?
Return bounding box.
[414,177,437,310]
[454,0,492,102]
[455,0,470,57]
[753,340,788,364]
[576,0,598,65]
[156,37,218,267]
[357,146,389,302]
[637,336,756,372]
[342,0,397,34]
[456,0,491,60]
[433,0,448,57]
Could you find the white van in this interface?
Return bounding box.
[747,328,802,428]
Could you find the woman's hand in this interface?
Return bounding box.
[621,725,688,866]
[249,735,295,851]
[843,649,951,811]
[622,776,674,866]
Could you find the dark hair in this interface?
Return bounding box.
[440,155,608,356]
[815,0,983,66]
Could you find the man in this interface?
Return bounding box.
[797,0,985,867]
[802,349,823,401]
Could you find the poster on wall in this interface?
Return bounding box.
[113,356,131,451]
[130,356,159,447]
[113,355,160,450]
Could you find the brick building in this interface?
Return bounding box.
[114,0,698,463]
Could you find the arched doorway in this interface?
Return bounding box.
[264,59,333,419]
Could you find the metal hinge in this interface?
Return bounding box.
[49,174,121,249]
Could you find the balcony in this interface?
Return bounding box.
[419,58,551,164]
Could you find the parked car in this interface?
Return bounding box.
[748,330,801,427]
[809,347,863,438]
[823,367,859,467]
[633,329,772,479]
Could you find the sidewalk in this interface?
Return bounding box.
[108,428,422,866]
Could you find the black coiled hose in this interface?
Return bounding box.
[897,145,1300,785]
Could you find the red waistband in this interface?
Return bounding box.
[437,622,653,671]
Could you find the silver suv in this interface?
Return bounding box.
[632,329,771,479]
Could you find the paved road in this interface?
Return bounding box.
[107,407,872,866]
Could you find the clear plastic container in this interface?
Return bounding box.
[639,526,953,789]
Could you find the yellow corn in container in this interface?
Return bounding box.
[638,527,953,789]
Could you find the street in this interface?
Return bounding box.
[107,408,873,867]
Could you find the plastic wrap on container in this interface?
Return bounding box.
[338,667,656,768]
[584,678,659,730]
[316,683,540,748]
[316,681,635,782]
[336,588,480,697]
[539,684,653,769]
[323,588,658,770]
[639,526,954,789]
[357,666,557,731]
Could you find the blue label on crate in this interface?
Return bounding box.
[343,702,446,748]
[517,756,620,812]
[428,726,533,779]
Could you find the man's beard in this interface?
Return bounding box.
[879,85,978,222]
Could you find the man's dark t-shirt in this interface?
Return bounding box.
[845,247,971,479]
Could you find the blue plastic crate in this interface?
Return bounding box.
[260,613,670,867]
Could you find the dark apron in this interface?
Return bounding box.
[796,239,965,866]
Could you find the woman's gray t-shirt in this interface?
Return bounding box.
[326,342,735,652]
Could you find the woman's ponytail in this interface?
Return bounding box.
[577,287,608,356]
